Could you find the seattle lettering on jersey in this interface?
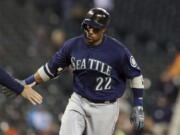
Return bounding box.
[71,57,112,76]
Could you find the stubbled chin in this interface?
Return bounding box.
[86,39,93,44]
[84,34,96,44]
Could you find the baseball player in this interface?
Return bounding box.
[24,8,144,135]
[0,66,42,105]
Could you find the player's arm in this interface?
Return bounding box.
[121,47,144,129]
[0,67,42,105]
[130,75,144,129]
[24,63,64,85]
[24,42,70,85]
[22,42,69,104]
[0,67,24,94]
[130,75,144,107]
[161,53,180,82]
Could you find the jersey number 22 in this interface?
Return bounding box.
[95,77,111,91]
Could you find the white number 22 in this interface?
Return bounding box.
[95,77,112,91]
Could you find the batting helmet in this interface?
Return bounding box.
[82,8,110,29]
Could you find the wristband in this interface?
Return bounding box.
[132,88,143,106]
[25,75,35,85]
[134,97,143,106]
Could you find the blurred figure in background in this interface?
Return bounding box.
[161,52,180,82]
[29,26,52,59]
[27,106,58,135]
[4,127,19,135]
[161,51,180,135]
[0,121,20,135]
[50,29,66,52]
[151,96,172,135]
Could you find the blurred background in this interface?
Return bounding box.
[0,0,180,135]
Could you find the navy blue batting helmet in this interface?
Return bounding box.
[82,8,110,29]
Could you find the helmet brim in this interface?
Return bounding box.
[82,19,106,29]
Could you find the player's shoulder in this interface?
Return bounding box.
[64,35,83,45]
[60,35,83,50]
[105,35,129,53]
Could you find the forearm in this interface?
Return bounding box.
[130,75,144,106]
[130,75,144,129]
[24,72,43,84]
[0,67,24,94]
[24,64,63,85]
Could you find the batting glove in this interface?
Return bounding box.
[130,106,144,129]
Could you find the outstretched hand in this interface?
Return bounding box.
[21,82,43,105]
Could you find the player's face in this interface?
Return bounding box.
[84,24,106,45]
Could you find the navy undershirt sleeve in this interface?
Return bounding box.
[0,67,24,94]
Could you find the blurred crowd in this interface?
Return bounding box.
[0,0,180,135]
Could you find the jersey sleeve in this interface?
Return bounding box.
[121,48,141,79]
[47,43,71,76]
[0,67,24,94]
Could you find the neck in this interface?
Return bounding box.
[92,37,103,46]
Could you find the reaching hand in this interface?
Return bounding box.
[130,106,144,129]
[21,82,43,105]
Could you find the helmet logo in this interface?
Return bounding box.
[97,14,106,18]
[88,10,94,16]
[130,56,137,68]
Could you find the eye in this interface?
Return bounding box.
[92,28,101,33]
[84,24,101,33]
